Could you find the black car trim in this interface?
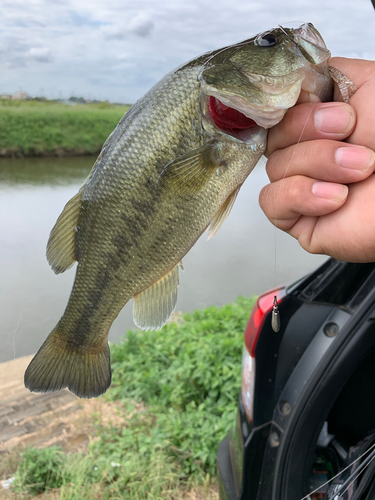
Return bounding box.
[273,288,375,499]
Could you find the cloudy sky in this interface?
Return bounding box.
[2,0,375,104]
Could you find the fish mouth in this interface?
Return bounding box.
[200,22,333,143]
[201,63,332,144]
[200,92,267,145]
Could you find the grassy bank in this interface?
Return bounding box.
[0,100,130,157]
[3,297,255,500]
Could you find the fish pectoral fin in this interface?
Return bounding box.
[46,188,83,274]
[24,324,111,399]
[158,142,221,196]
[207,186,241,240]
[133,262,182,330]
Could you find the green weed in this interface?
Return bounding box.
[11,297,255,498]
[13,447,66,495]
[106,297,255,477]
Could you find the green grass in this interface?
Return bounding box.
[0,100,129,157]
[10,296,256,499]
[13,447,66,495]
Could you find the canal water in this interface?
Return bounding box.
[0,156,326,362]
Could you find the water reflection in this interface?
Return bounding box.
[0,156,326,362]
[0,156,93,186]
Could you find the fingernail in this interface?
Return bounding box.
[312,182,348,201]
[314,105,354,134]
[335,146,375,171]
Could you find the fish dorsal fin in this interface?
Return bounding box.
[46,188,83,274]
[207,186,241,240]
[159,142,221,196]
[133,262,183,330]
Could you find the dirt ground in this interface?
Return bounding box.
[0,355,125,475]
[0,356,219,500]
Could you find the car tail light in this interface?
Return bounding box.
[241,346,256,423]
[241,288,283,423]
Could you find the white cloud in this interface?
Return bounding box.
[128,14,154,37]
[101,24,127,40]
[101,13,154,40]
[1,0,375,102]
[28,47,52,63]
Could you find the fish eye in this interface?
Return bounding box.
[255,33,278,47]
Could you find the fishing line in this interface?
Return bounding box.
[331,452,375,500]
[269,26,323,325]
[270,78,322,333]
[280,21,307,27]
[13,312,23,359]
[299,441,375,500]
[333,447,375,500]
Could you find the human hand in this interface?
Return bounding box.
[259,57,375,262]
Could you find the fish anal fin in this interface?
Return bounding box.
[207,186,241,240]
[46,189,83,274]
[24,325,111,399]
[133,262,182,330]
[159,142,221,196]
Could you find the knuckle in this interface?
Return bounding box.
[282,176,303,202]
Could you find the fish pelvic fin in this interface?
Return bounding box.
[46,188,84,274]
[24,324,111,399]
[207,186,241,240]
[133,262,183,330]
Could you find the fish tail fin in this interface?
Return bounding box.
[24,324,111,399]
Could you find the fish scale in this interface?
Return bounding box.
[25,23,344,398]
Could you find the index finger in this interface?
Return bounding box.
[266,102,356,157]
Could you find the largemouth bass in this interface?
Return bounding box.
[25,23,343,398]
